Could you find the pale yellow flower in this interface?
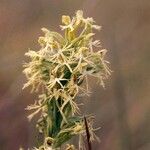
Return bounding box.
[23,10,111,150]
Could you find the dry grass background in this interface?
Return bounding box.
[0,0,150,150]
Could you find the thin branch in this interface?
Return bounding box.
[84,116,92,150]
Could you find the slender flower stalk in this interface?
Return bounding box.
[22,10,110,150]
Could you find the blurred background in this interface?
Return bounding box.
[0,0,150,149]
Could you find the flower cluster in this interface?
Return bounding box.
[23,10,110,150]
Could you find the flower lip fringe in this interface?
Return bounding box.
[22,10,111,150]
